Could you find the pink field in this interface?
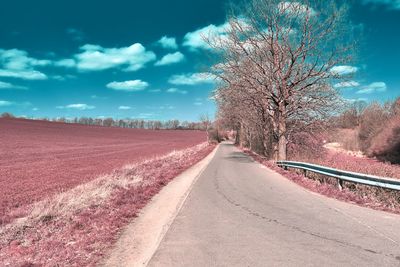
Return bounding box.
[0,118,206,224]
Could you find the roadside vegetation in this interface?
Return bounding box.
[208,0,400,211]
[0,143,214,266]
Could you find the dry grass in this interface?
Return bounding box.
[328,128,361,152]
[0,143,214,266]
[243,148,400,216]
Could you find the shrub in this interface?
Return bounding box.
[369,116,400,164]
[1,112,14,118]
[288,132,325,161]
[358,102,389,152]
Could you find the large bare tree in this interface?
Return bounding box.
[209,0,357,160]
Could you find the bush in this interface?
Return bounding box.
[369,116,400,164]
[1,112,14,118]
[288,132,325,161]
[358,102,389,152]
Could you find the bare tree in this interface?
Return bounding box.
[199,113,212,142]
[209,0,357,160]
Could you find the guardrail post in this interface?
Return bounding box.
[284,166,288,170]
[337,179,343,190]
[303,169,307,177]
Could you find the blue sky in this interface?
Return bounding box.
[0,0,399,121]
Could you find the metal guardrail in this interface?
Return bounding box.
[277,161,400,191]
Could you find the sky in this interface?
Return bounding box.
[0,0,399,121]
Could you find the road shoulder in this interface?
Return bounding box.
[101,145,219,267]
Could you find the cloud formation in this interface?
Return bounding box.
[183,22,230,50]
[106,80,149,92]
[334,81,360,88]
[357,82,387,94]
[330,65,359,76]
[166,88,188,94]
[60,43,156,72]
[0,81,27,90]
[0,49,49,80]
[156,36,178,50]
[0,100,13,106]
[278,2,316,16]
[168,72,215,85]
[155,52,185,66]
[362,0,400,9]
[118,106,132,110]
[57,103,95,110]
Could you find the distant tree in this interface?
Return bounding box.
[1,112,14,118]
[103,118,114,127]
[200,114,212,142]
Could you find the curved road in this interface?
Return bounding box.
[148,142,400,266]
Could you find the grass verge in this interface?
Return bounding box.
[0,143,214,267]
[242,148,400,216]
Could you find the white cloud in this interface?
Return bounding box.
[106,80,149,92]
[91,95,108,99]
[0,49,51,70]
[183,22,231,50]
[0,100,13,106]
[330,65,359,76]
[183,18,253,51]
[55,59,76,68]
[356,82,387,94]
[0,81,27,90]
[52,74,76,81]
[118,106,132,110]
[362,0,400,9]
[57,103,95,110]
[0,69,47,80]
[194,101,203,106]
[155,52,185,66]
[62,43,156,72]
[168,72,216,85]
[166,88,188,94]
[157,36,178,50]
[278,2,316,16]
[345,98,368,104]
[333,81,360,88]
[0,48,49,80]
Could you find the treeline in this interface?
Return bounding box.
[333,97,400,163]
[0,112,208,131]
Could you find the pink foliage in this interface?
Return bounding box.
[313,150,400,179]
[368,115,400,164]
[243,148,400,216]
[288,131,325,161]
[0,118,206,225]
[0,143,215,266]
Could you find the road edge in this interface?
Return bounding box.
[101,144,219,267]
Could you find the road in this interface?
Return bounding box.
[148,142,400,266]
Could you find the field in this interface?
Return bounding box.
[0,118,206,224]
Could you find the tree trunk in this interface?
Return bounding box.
[277,104,287,161]
[271,121,279,161]
[239,124,246,147]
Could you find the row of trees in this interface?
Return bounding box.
[0,112,210,131]
[209,0,356,160]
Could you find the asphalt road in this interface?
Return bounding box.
[148,142,400,267]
